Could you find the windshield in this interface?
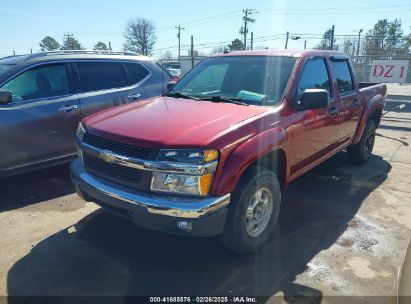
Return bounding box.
[0,64,14,77]
[170,56,296,106]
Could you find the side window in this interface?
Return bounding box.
[76,62,127,92]
[1,64,69,102]
[332,61,354,95]
[297,58,331,99]
[124,62,150,85]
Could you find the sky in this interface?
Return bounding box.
[0,0,410,58]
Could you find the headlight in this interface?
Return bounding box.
[77,122,86,141]
[151,172,214,196]
[151,149,219,196]
[157,149,219,164]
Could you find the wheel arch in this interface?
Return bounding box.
[213,126,289,195]
[352,95,384,145]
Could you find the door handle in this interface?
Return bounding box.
[352,99,360,107]
[127,93,141,101]
[58,105,78,112]
[330,106,338,116]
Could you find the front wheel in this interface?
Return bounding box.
[347,120,376,165]
[219,167,281,254]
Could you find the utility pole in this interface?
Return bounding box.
[240,9,255,50]
[30,48,32,54]
[108,41,112,51]
[64,32,74,50]
[175,25,185,60]
[357,29,363,56]
[250,32,254,50]
[285,31,289,49]
[304,40,307,50]
[330,25,335,50]
[13,50,15,56]
[191,35,194,68]
[64,33,73,40]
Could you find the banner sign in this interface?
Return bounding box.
[369,60,409,83]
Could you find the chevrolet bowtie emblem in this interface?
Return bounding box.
[100,150,116,163]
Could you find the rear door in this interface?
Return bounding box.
[0,62,79,171]
[330,59,361,142]
[75,61,147,119]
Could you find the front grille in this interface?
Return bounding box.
[83,154,152,191]
[83,132,151,159]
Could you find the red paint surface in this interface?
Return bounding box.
[82,51,386,195]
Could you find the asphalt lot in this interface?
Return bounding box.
[0,105,410,304]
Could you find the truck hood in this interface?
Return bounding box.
[84,96,268,148]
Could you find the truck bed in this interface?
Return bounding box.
[358,82,387,106]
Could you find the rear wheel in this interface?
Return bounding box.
[347,120,376,165]
[219,167,281,254]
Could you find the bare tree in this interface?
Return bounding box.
[211,45,226,54]
[161,51,173,60]
[315,28,336,50]
[123,17,156,56]
[342,37,356,55]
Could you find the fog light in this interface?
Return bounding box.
[177,221,192,232]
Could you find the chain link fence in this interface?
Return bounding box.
[351,55,411,83]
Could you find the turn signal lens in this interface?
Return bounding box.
[203,150,219,162]
[199,173,214,196]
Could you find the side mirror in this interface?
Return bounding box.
[296,89,329,111]
[0,89,12,104]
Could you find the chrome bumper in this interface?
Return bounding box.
[70,159,230,219]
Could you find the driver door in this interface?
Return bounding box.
[289,57,339,177]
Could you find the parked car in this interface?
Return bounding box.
[0,51,172,176]
[71,50,387,253]
[162,61,181,77]
[166,68,181,77]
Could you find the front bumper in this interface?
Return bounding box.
[70,159,230,237]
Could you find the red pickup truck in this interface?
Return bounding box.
[71,50,386,253]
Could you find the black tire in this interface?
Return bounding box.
[347,120,376,165]
[219,167,281,254]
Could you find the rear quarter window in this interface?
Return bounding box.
[76,61,127,92]
[124,62,150,85]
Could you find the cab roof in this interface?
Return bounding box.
[213,49,348,59]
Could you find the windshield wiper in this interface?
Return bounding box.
[202,96,249,106]
[165,92,201,101]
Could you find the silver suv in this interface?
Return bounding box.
[0,51,171,176]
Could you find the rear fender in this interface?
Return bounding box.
[214,127,288,195]
[352,94,384,145]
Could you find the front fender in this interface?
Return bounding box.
[213,127,288,195]
[352,94,384,145]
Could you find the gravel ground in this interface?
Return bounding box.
[0,110,410,304]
